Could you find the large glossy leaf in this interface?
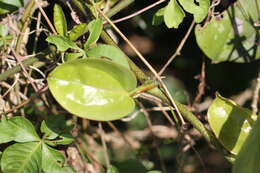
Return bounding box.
[178,0,209,23]
[195,0,260,63]
[84,19,103,49]
[42,144,74,173]
[53,4,67,36]
[68,23,88,41]
[1,142,42,173]
[232,115,260,173]
[208,93,256,154]
[41,115,74,146]
[47,58,137,121]
[164,0,185,28]
[86,44,130,69]
[0,0,23,14]
[0,116,40,143]
[46,35,81,52]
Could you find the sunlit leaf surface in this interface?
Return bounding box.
[48,58,137,121]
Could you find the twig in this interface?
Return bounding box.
[110,0,167,24]
[106,0,135,18]
[159,20,195,75]
[35,0,57,34]
[194,61,206,104]
[98,123,110,169]
[107,121,136,157]
[0,46,55,82]
[252,72,260,114]
[97,8,186,127]
[15,0,36,53]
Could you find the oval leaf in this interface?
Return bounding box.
[86,44,130,69]
[42,144,74,173]
[47,58,137,121]
[53,4,67,36]
[164,0,185,28]
[68,23,88,41]
[232,115,260,173]
[208,93,256,154]
[195,0,260,63]
[178,0,209,23]
[84,19,103,49]
[1,142,42,173]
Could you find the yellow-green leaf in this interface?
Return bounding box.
[208,93,257,154]
[47,58,137,121]
[53,4,67,36]
[178,0,210,23]
[164,0,185,28]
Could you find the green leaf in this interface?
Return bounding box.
[147,171,162,173]
[164,0,185,28]
[152,7,165,26]
[1,142,42,173]
[47,58,137,121]
[195,0,260,63]
[0,25,8,37]
[46,35,81,52]
[0,116,40,143]
[114,160,147,173]
[68,23,88,41]
[107,166,119,173]
[42,144,74,173]
[178,0,210,23]
[0,0,23,14]
[86,44,130,69]
[53,4,67,36]
[207,93,256,154]
[232,115,260,173]
[84,19,103,49]
[64,52,84,62]
[41,115,74,146]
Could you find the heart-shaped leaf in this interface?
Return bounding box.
[86,44,130,69]
[164,0,185,28]
[232,114,260,173]
[53,4,67,36]
[47,58,137,121]
[195,0,260,63]
[208,93,256,154]
[1,142,42,173]
[42,143,74,173]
